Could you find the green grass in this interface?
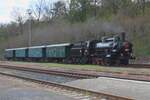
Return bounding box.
[42,63,150,75]
[43,63,102,70]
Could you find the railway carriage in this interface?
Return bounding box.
[46,43,71,62]
[15,47,27,60]
[28,46,46,61]
[4,49,15,60]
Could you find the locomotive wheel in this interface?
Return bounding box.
[92,58,96,65]
[115,59,121,65]
[81,57,88,64]
[122,59,129,65]
[104,58,112,66]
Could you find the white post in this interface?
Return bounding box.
[27,9,32,47]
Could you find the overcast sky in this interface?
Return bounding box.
[0,0,61,24]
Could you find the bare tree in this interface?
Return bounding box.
[43,0,54,21]
[42,0,67,21]
[11,8,25,34]
[30,0,45,21]
[141,0,146,15]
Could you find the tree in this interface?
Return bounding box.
[139,0,146,15]
[68,0,91,22]
[52,1,67,18]
[43,1,53,21]
[30,0,45,21]
[133,0,150,15]
[11,8,25,34]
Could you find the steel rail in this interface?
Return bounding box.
[125,64,150,68]
[0,65,150,82]
[0,65,98,79]
[0,72,133,100]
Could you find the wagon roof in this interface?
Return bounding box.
[5,47,27,51]
[28,45,46,49]
[5,43,71,51]
[46,43,71,48]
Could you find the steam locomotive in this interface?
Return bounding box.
[5,33,134,65]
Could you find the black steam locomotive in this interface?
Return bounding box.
[69,32,133,65]
[5,33,134,65]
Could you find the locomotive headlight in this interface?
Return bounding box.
[112,49,117,52]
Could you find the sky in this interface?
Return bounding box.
[0,0,60,24]
[0,0,30,23]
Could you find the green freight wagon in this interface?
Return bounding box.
[28,46,46,58]
[5,49,15,59]
[46,43,71,58]
[15,47,27,58]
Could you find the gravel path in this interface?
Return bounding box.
[0,75,77,100]
[64,77,150,100]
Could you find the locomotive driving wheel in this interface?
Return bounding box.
[92,58,96,65]
[104,58,112,66]
[121,59,129,65]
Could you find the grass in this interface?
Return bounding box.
[43,63,150,75]
[6,61,150,76]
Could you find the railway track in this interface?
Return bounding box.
[0,64,150,82]
[0,71,133,100]
[0,64,149,99]
[0,65,98,79]
[123,64,150,68]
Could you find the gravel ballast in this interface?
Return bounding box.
[0,67,76,83]
[0,75,77,100]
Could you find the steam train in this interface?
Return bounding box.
[5,33,134,65]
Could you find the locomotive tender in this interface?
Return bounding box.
[5,33,133,65]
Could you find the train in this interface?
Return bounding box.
[4,33,134,65]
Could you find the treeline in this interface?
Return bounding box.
[0,0,150,57]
